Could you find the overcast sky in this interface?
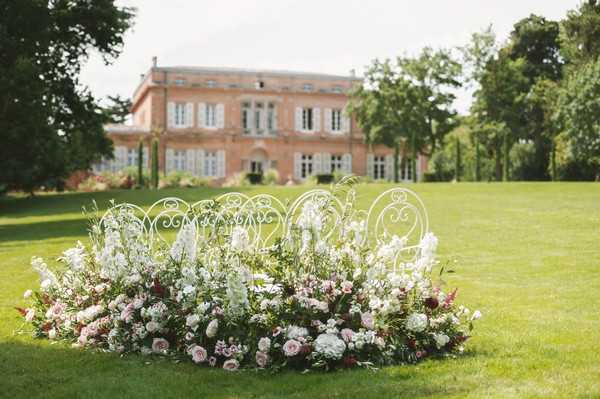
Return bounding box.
[80,0,580,115]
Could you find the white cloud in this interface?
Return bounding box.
[80,0,580,114]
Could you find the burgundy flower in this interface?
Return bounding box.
[299,344,312,355]
[15,307,27,316]
[407,339,417,350]
[425,297,439,310]
[152,278,165,297]
[343,355,358,368]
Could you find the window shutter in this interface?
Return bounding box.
[313,153,322,174]
[366,153,374,179]
[293,152,302,179]
[185,103,193,127]
[385,154,394,181]
[117,146,128,170]
[342,153,352,174]
[217,150,226,178]
[185,149,195,175]
[247,106,254,133]
[324,108,332,133]
[195,149,205,177]
[198,103,206,128]
[322,152,331,174]
[216,103,225,129]
[295,107,302,132]
[342,115,351,134]
[167,102,175,128]
[143,146,149,167]
[313,108,321,132]
[166,148,175,174]
[272,107,278,132]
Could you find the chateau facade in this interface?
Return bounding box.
[94,59,426,183]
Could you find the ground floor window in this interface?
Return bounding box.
[374,155,386,180]
[250,160,263,173]
[401,158,413,181]
[204,151,217,177]
[301,154,313,178]
[331,155,343,172]
[173,150,186,171]
[126,148,138,167]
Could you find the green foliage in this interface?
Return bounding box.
[0,1,135,192]
[151,139,159,189]
[455,137,462,181]
[262,169,280,185]
[158,171,210,189]
[560,0,600,66]
[509,141,537,181]
[137,142,144,187]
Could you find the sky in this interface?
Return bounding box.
[80,0,581,115]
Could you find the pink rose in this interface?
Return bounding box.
[340,328,354,343]
[361,312,375,330]
[120,303,135,323]
[255,351,269,368]
[152,338,169,353]
[191,345,208,363]
[222,359,239,371]
[341,281,353,294]
[283,339,301,357]
[46,302,65,320]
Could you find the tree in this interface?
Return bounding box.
[0,1,135,192]
[151,138,159,189]
[137,141,144,187]
[554,58,600,179]
[105,95,133,124]
[560,0,600,67]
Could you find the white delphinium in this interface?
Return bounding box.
[59,242,86,271]
[297,200,324,233]
[406,313,428,332]
[419,232,438,259]
[230,226,250,251]
[225,270,249,318]
[31,257,56,291]
[170,222,197,264]
[314,333,346,360]
[376,235,407,262]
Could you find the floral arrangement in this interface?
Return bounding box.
[18,185,480,371]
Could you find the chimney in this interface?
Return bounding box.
[140,73,145,81]
[152,56,157,68]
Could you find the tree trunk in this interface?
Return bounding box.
[393,143,400,183]
[495,144,502,182]
[551,141,557,182]
[502,133,509,182]
[411,131,417,183]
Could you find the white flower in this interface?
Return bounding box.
[314,333,346,360]
[286,325,309,340]
[419,232,438,258]
[255,351,269,368]
[190,345,208,363]
[340,328,354,343]
[25,308,35,322]
[206,319,219,338]
[433,333,450,349]
[223,359,239,371]
[230,226,250,251]
[60,242,86,271]
[23,290,32,299]
[145,321,160,333]
[361,312,375,330]
[406,313,428,332]
[31,257,56,291]
[152,338,169,353]
[186,314,200,328]
[258,337,271,352]
[48,328,57,340]
[170,222,197,264]
[282,339,301,357]
[471,310,482,321]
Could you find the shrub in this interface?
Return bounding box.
[223,172,251,188]
[262,169,280,185]
[315,174,334,184]
[159,171,210,189]
[246,172,263,185]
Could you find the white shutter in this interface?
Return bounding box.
[198,103,206,128]
[313,153,322,174]
[167,102,175,128]
[342,153,352,174]
[385,154,395,181]
[195,149,205,177]
[142,146,149,168]
[185,149,195,175]
[342,115,351,134]
[272,107,277,132]
[185,103,193,127]
[216,103,225,129]
[322,153,331,174]
[324,108,332,133]
[293,152,302,179]
[366,153,374,179]
[295,107,303,131]
[247,106,254,133]
[216,150,226,178]
[166,148,175,174]
[313,108,320,133]
[114,146,127,170]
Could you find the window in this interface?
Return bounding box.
[303,83,313,92]
[301,154,313,178]
[204,151,217,177]
[174,103,186,127]
[402,157,413,181]
[242,102,251,133]
[267,103,275,131]
[302,108,313,131]
[206,80,217,88]
[174,78,186,86]
[331,109,342,132]
[126,148,138,167]
[255,81,265,89]
[250,161,263,173]
[173,150,186,171]
[205,103,216,127]
[332,86,343,94]
[255,102,264,134]
[331,155,343,172]
[374,155,386,180]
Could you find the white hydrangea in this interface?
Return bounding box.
[286,325,309,340]
[406,313,428,332]
[314,333,346,360]
[433,333,450,349]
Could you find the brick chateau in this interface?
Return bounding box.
[94,58,426,183]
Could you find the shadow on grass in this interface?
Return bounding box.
[0,218,89,244]
[0,339,472,399]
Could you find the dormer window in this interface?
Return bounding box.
[255,81,265,89]
[206,80,217,88]
[302,83,313,92]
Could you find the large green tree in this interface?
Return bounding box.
[560,0,600,67]
[0,0,135,192]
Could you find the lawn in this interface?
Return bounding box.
[1,183,599,399]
